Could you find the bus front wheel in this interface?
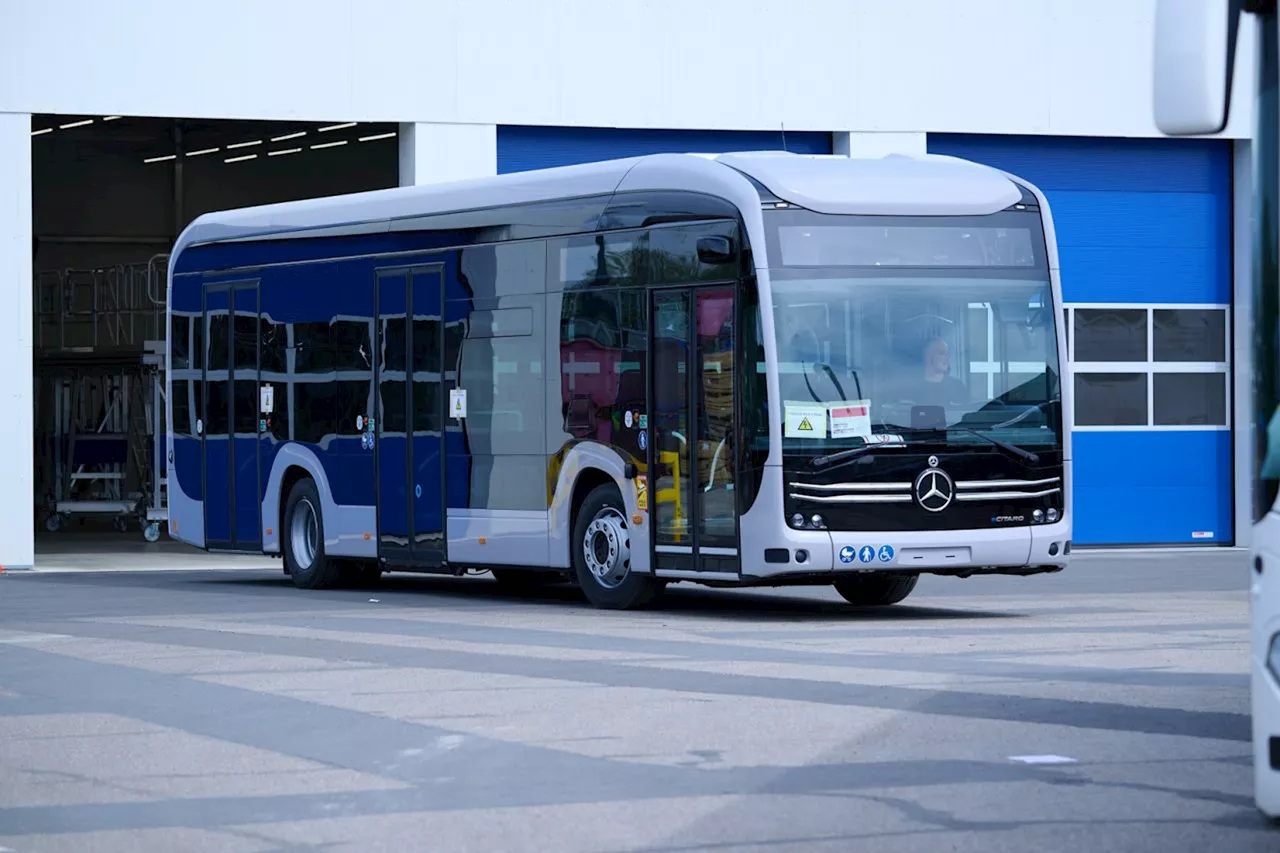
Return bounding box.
[572,483,660,610]
[283,478,342,590]
[833,573,918,607]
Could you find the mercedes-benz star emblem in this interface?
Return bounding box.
[914,467,955,513]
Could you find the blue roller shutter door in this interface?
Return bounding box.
[929,134,1233,546]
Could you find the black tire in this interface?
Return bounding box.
[282,478,342,590]
[490,568,567,591]
[833,573,919,607]
[571,483,660,609]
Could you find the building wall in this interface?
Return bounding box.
[0,0,1257,140]
[0,1,1256,564]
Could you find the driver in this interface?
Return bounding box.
[909,336,968,408]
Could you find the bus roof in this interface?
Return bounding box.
[172,151,1027,257]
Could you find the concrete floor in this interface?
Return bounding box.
[0,548,1270,851]
[32,530,273,572]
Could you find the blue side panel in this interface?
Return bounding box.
[497,126,832,174]
[1073,432,1232,545]
[928,134,1232,304]
[204,439,231,543]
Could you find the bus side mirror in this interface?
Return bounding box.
[697,236,735,265]
[1153,0,1241,136]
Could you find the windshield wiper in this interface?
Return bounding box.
[810,437,908,469]
[952,427,1040,464]
[809,428,1039,470]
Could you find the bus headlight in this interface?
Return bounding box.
[1268,633,1280,683]
[1047,508,1059,523]
[810,514,825,529]
[791,513,806,528]
[1033,509,1044,523]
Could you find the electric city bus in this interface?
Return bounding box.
[165,150,1072,610]
[1154,0,1280,819]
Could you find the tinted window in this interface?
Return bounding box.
[171,314,190,370]
[649,221,739,283]
[172,379,192,436]
[457,300,545,457]
[260,315,287,374]
[293,382,336,445]
[557,289,646,460]
[1153,373,1227,425]
[207,313,229,372]
[1153,308,1227,362]
[460,241,548,299]
[234,379,258,435]
[382,317,407,373]
[1074,373,1147,426]
[204,378,230,436]
[556,232,646,290]
[192,312,204,371]
[1074,308,1147,362]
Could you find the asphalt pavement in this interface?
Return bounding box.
[0,548,1270,852]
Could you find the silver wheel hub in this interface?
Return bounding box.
[583,508,630,588]
[291,497,319,570]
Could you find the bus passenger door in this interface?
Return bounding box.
[375,266,446,568]
[201,281,261,551]
[648,286,739,574]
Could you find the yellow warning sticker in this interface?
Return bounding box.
[784,402,827,438]
[635,474,648,511]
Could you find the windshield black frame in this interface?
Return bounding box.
[763,208,1052,276]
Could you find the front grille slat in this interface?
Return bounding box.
[789,476,1062,503]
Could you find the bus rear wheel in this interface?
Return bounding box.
[833,573,918,607]
[283,478,342,590]
[572,483,660,610]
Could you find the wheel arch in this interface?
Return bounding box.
[547,442,650,574]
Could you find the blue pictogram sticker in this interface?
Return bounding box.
[839,546,855,563]
[638,431,648,451]
[858,545,876,563]
[415,484,422,499]
[877,545,895,562]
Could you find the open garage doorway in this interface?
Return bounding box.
[31,114,398,568]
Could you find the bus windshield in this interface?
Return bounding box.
[768,270,1063,453]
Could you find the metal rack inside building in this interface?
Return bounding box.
[34,255,168,541]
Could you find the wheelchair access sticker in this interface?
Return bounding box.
[839,545,894,564]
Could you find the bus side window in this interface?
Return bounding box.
[649,221,739,284]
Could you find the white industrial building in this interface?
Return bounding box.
[0,0,1258,569]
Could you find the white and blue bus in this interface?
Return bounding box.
[165,151,1072,609]
[1154,0,1280,818]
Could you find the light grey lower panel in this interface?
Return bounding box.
[447,509,550,567]
[326,505,378,558]
[448,454,547,511]
[168,478,205,549]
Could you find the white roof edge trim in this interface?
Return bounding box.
[715,151,1024,217]
[171,150,1040,266]
[170,154,656,259]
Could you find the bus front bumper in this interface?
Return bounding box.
[738,520,1071,582]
